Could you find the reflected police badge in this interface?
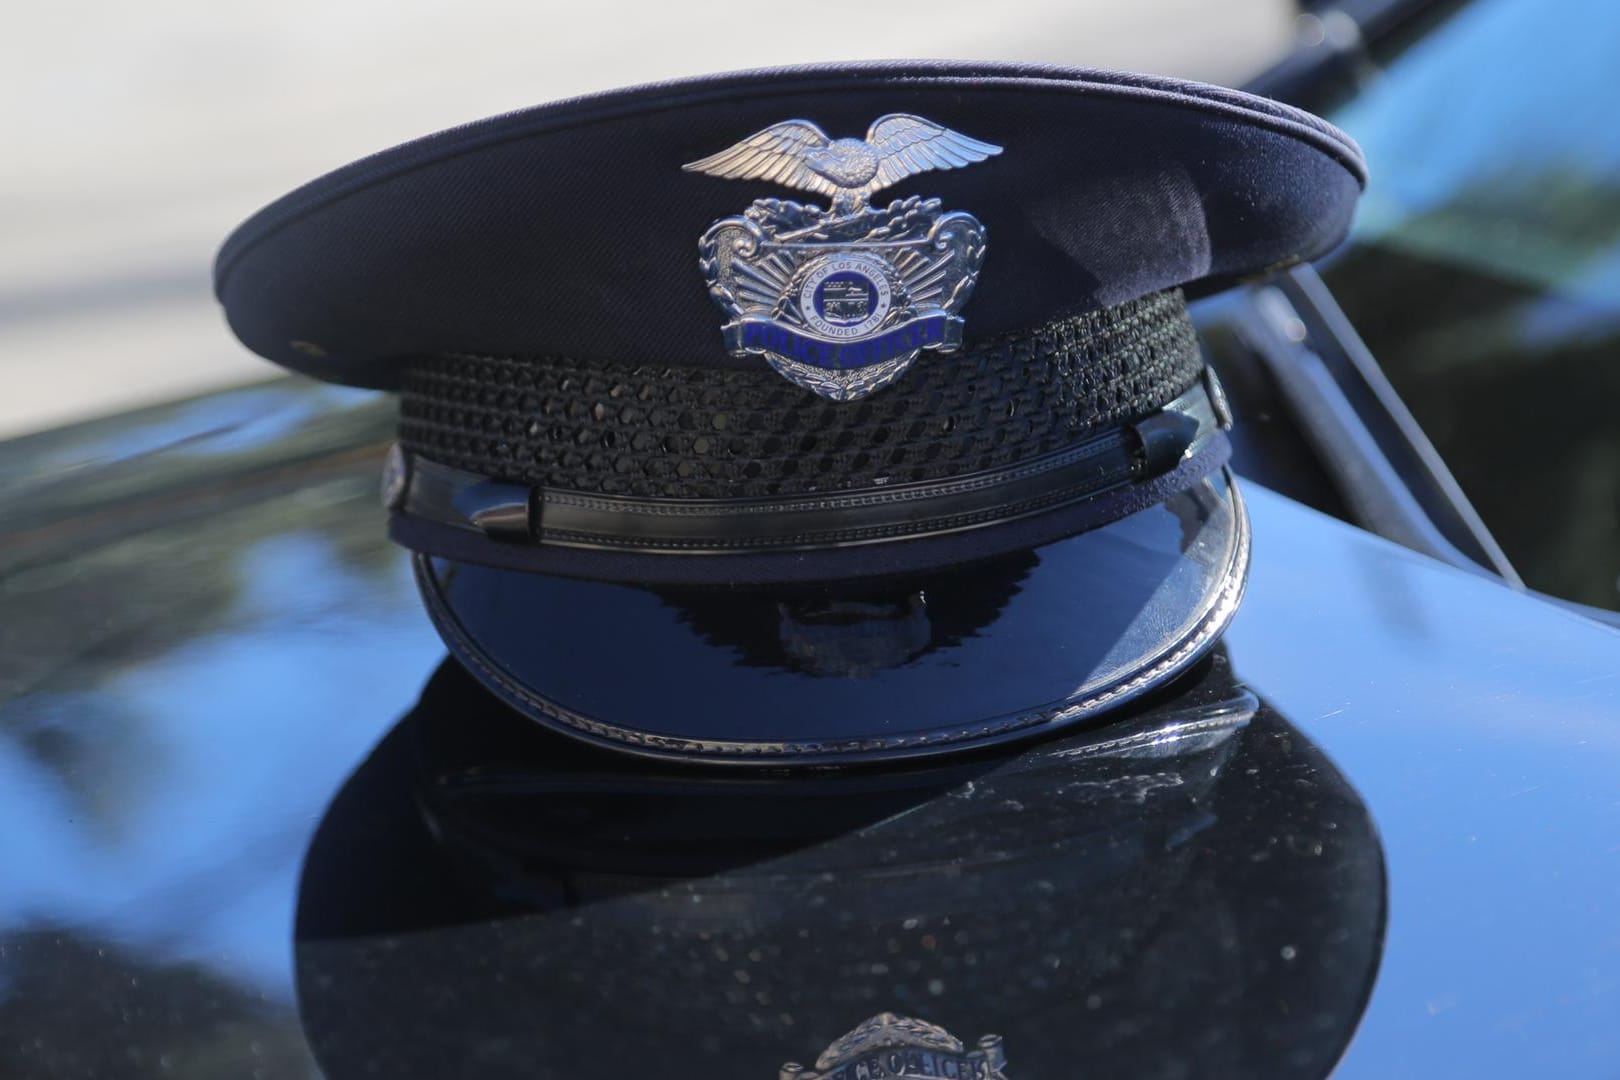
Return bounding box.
[687,115,1000,400]
[781,1013,1009,1080]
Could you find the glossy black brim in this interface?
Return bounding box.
[414,469,1248,764]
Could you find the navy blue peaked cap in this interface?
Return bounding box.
[216,63,1362,763]
[216,61,1363,386]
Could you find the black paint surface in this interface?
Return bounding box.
[1,380,1617,1077]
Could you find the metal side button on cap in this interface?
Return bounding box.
[380,443,410,511]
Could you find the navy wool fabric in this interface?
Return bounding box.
[216,61,1365,390]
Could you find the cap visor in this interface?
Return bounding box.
[414,469,1248,764]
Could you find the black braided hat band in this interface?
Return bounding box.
[399,289,1201,499]
[386,288,1232,585]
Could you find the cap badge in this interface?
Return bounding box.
[780,1012,1009,1080]
[685,116,1001,401]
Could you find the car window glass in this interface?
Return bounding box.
[1322,0,1620,609]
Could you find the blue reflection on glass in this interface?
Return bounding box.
[1338,0,1620,304]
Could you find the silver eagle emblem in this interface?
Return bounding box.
[779,1012,1009,1080]
[686,116,1001,401]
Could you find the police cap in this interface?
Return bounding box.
[215,61,1364,763]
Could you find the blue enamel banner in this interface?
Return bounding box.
[724,313,963,371]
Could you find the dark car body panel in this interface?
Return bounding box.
[0,380,1616,1076]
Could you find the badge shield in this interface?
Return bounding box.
[699,197,987,400]
[687,115,1000,401]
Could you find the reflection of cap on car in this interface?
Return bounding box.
[294,650,1386,1080]
[215,62,1364,763]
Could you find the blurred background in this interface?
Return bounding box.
[0,0,1301,439]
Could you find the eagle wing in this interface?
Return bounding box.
[865,114,1002,194]
[682,120,839,197]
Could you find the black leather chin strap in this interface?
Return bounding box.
[388,379,1223,557]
